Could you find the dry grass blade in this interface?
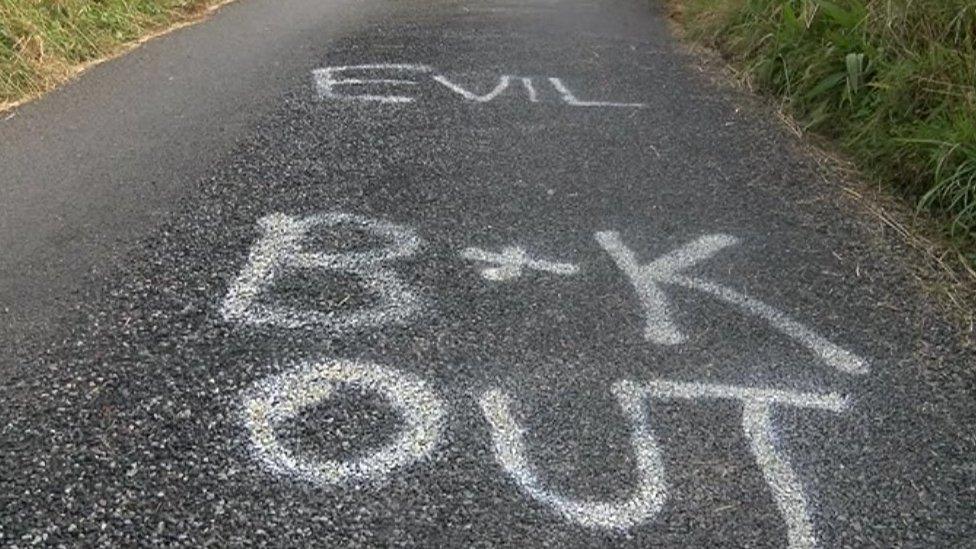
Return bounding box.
[0,0,238,112]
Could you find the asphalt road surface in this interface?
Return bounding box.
[2,0,974,546]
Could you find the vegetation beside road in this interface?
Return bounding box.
[670,0,976,263]
[0,0,226,110]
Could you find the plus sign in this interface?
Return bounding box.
[461,246,579,281]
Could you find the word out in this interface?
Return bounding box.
[240,355,844,549]
[313,64,646,107]
[225,212,868,549]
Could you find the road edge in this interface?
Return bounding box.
[661,4,976,341]
[0,0,240,116]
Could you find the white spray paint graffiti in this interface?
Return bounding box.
[634,379,846,549]
[243,359,445,485]
[313,65,645,107]
[221,212,423,331]
[224,212,870,542]
[461,245,579,281]
[313,64,433,103]
[742,402,815,549]
[595,233,736,345]
[520,77,539,102]
[432,75,547,103]
[595,232,868,374]
[548,77,646,108]
[479,381,667,530]
[238,354,846,544]
[433,75,511,103]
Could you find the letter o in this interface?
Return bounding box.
[243,359,445,485]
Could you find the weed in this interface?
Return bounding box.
[674,0,976,253]
[0,0,220,107]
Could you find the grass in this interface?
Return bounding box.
[0,0,224,109]
[670,0,976,263]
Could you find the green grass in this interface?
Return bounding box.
[1,0,219,107]
[672,0,976,260]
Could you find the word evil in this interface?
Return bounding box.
[223,212,868,549]
[313,63,646,107]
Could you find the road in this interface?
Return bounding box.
[1,0,973,546]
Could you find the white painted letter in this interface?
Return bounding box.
[313,64,432,103]
[479,381,667,530]
[596,231,867,374]
[742,402,816,549]
[637,379,848,549]
[243,359,445,486]
[520,77,539,102]
[596,232,737,345]
[221,212,423,332]
[433,75,512,103]
[548,77,645,108]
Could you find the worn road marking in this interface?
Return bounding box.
[461,245,579,281]
[596,231,868,374]
[243,359,446,486]
[479,381,667,530]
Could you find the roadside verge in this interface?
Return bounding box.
[667,1,975,259]
[1,0,236,112]
[667,0,975,328]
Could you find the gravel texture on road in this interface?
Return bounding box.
[1,0,973,546]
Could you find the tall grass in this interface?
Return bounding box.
[674,0,976,257]
[0,0,217,107]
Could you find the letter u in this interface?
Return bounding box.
[479,381,667,529]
